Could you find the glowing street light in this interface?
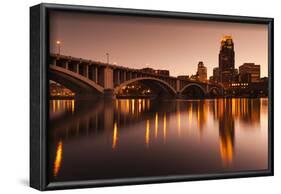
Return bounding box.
[56,40,61,55]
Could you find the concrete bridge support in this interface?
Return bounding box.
[103,67,115,99]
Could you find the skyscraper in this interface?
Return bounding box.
[213,67,220,83]
[239,63,261,83]
[197,61,207,82]
[219,36,235,84]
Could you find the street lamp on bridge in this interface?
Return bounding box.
[106,52,109,65]
[56,40,61,55]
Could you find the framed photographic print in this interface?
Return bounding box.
[30,3,274,191]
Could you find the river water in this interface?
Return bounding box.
[48,98,268,182]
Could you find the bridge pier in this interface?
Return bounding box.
[176,93,184,99]
[103,67,115,99]
[103,89,116,99]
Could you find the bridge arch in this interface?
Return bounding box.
[114,77,177,97]
[180,83,206,98]
[49,65,104,98]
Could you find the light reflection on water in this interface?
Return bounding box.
[53,140,63,177]
[48,98,268,182]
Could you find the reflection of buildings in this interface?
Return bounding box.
[210,98,263,166]
[232,98,261,125]
[112,122,118,149]
[53,141,63,177]
[49,97,264,175]
[195,101,208,131]
[217,99,235,165]
[181,101,208,133]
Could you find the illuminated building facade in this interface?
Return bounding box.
[219,36,235,84]
[197,61,207,82]
[239,63,261,83]
[141,67,170,76]
[212,67,220,83]
[49,81,75,98]
[177,75,190,80]
[156,69,170,76]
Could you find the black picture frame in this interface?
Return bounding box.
[30,3,274,191]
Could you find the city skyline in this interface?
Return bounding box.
[50,11,268,78]
[44,7,270,186]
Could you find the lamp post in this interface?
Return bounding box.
[56,40,61,55]
[106,52,109,65]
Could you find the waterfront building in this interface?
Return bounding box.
[239,63,261,83]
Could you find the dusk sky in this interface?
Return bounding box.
[49,11,268,77]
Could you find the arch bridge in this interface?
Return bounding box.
[49,54,223,99]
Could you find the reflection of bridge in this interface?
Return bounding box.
[49,54,223,99]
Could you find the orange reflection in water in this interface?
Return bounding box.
[138,99,142,113]
[219,134,234,166]
[145,120,150,148]
[177,111,181,136]
[154,113,158,138]
[142,99,146,111]
[132,99,135,114]
[71,99,75,113]
[217,98,235,166]
[50,100,75,114]
[53,141,63,177]
[115,99,153,115]
[163,113,167,143]
[188,105,193,128]
[49,98,267,171]
[112,122,118,150]
[126,99,129,113]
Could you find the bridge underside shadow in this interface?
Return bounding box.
[115,78,177,99]
[140,80,176,99]
[180,85,206,99]
[208,87,222,98]
[49,69,103,100]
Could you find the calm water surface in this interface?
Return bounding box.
[48,98,268,182]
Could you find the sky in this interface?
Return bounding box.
[49,10,268,78]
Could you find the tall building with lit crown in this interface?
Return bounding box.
[219,36,235,84]
[197,61,207,82]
